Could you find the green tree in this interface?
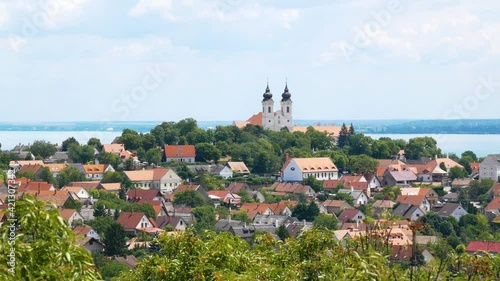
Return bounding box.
[30,140,57,159]
[173,190,207,208]
[313,213,339,230]
[97,152,122,170]
[276,224,291,241]
[348,154,378,175]
[39,166,54,183]
[195,143,221,163]
[337,123,350,148]
[334,193,355,206]
[68,144,96,164]
[93,204,108,218]
[233,209,252,223]
[405,137,441,160]
[461,150,478,162]
[192,206,216,234]
[62,137,80,151]
[145,148,162,165]
[301,175,323,192]
[56,166,86,188]
[101,171,124,183]
[87,137,103,150]
[87,216,115,238]
[103,222,127,256]
[449,166,466,180]
[0,196,101,280]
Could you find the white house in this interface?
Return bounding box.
[479,154,500,181]
[61,186,91,203]
[73,225,101,240]
[124,168,182,194]
[164,145,196,163]
[59,209,85,227]
[82,164,115,180]
[281,157,338,182]
[434,203,468,221]
[337,189,369,206]
[117,212,156,234]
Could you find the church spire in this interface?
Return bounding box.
[281,81,291,101]
[263,81,272,101]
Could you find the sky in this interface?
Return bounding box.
[1,0,500,122]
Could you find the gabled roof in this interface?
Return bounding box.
[124,168,170,182]
[82,164,107,174]
[19,164,43,174]
[386,170,417,182]
[487,182,500,197]
[10,160,44,166]
[227,182,249,193]
[396,195,427,206]
[429,158,464,170]
[117,212,156,230]
[288,157,338,172]
[435,203,466,217]
[451,178,472,187]
[127,189,162,202]
[71,181,101,189]
[59,209,81,221]
[466,241,500,253]
[164,145,196,158]
[103,144,125,154]
[480,154,500,166]
[322,200,350,208]
[98,183,121,191]
[485,197,500,212]
[323,180,341,189]
[174,183,201,193]
[393,204,423,219]
[338,209,363,221]
[373,200,396,209]
[43,164,69,173]
[271,182,314,195]
[400,188,432,197]
[73,225,95,237]
[234,112,263,128]
[227,162,250,174]
[155,216,186,229]
[34,190,70,206]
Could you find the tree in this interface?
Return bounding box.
[103,222,127,256]
[301,175,323,192]
[439,162,447,172]
[97,152,122,170]
[313,213,339,230]
[0,195,101,280]
[449,166,466,180]
[101,171,124,183]
[173,190,207,208]
[56,166,86,188]
[195,143,221,163]
[461,150,478,162]
[276,224,291,241]
[87,137,102,150]
[192,206,216,234]
[233,209,252,223]
[348,123,355,135]
[87,216,115,237]
[62,137,80,151]
[337,123,350,148]
[292,201,320,222]
[145,148,162,165]
[334,193,355,206]
[68,144,96,164]
[39,167,54,183]
[93,204,108,218]
[348,154,378,175]
[30,140,57,159]
[405,137,441,160]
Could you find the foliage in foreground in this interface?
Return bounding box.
[119,229,500,281]
[0,195,101,280]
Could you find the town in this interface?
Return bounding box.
[0,86,499,280]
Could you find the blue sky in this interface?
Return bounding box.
[1,0,500,122]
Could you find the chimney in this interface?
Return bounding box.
[275,219,279,228]
[228,216,231,222]
[303,219,306,227]
[356,219,359,229]
[285,153,289,161]
[351,186,354,193]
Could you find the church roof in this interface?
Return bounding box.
[281,84,291,101]
[263,83,273,101]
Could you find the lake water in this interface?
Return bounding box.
[1,131,499,157]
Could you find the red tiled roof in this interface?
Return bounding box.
[323,180,341,189]
[396,195,427,206]
[71,181,101,189]
[227,182,247,193]
[466,241,500,253]
[485,197,500,212]
[127,189,162,203]
[117,212,149,230]
[164,145,195,158]
[338,209,362,221]
[271,182,312,195]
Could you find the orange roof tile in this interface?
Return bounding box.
[164,145,196,158]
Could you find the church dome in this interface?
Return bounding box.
[263,83,273,101]
[281,84,291,101]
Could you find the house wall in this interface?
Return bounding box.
[166,157,195,163]
[160,170,182,194]
[480,164,500,181]
[86,173,104,180]
[418,174,433,182]
[219,167,233,179]
[451,207,468,221]
[410,208,425,221]
[136,216,153,229]
[84,240,104,253]
[282,160,303,182]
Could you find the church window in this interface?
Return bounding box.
[287,107,290,113]
[269,120,271,122]
[268,107,271,113]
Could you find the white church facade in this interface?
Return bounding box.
[261,83,293,131]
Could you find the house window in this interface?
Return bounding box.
[89,240,93,245]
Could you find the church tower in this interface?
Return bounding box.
[262,83,274,130]
[280,83,293,130]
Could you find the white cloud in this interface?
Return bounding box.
[129,0,175,20]
[0,3,9,27]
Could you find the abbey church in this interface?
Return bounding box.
[234,83,343,136]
